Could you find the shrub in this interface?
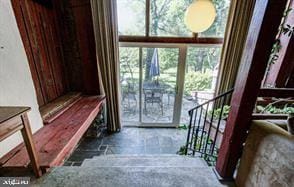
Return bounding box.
[184,72,212,95]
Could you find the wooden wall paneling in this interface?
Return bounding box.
[11,0,46,106]
[215,0,288,179]
[53,0,84,92]
[70,0,99,94]
[25,0,58,102]
[37,4,67,96]
[12,0,69,106]
[51,2,70,93]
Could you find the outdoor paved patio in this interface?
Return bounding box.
[121,94,198,125]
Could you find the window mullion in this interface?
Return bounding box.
[146,0,150,37]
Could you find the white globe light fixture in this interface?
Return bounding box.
[184,0,216,33]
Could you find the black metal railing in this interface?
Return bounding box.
[184,89,234,166]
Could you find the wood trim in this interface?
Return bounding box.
[215,0,288,179]
[252,114,288,120]
[259,88,294,98]
[215,0,256,98]
[192,33,198,38]
[119,36,223,44]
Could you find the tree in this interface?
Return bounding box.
[118,0,230,83]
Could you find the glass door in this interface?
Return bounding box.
[119,44,186,127]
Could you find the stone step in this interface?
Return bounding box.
[81,155,207,167]
[32,166,228,187]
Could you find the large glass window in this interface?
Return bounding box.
[180,46,222,124]
[117,0,145,35]
[117,0,231,38]
[199,0,231,37]
[150,0,192,37]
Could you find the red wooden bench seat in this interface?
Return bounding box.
[0,95,105,172]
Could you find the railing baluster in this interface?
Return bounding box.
[199,104,209,153]
[210,94,227,156]
[203,99,217,159]
[193,106,202,155]
[185,110,194,155]
[191,108,198,153]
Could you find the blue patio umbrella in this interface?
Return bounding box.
[149,48,160,79]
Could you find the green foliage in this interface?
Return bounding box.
[258,105,294,114]
[184,72,212,95]
[177,145,187,155]
[186,47,221,73]
[267,7,293,72]
[208,105,230,120]
[177,134,218,166]
[178,124,188,130]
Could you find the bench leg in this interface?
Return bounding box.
[20,113,42,178]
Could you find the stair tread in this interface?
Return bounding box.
[81,155,206,167]
[33,166,227,187]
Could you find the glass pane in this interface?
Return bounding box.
[150,0,192,37]
[119,47,140,123]
[199,0,231,37]
[180,46,222,125]
[142,48,179,123]
[117,0,145,35]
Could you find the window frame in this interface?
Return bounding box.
[118,0,226,44]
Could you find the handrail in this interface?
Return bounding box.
[188,88,234,113]
[185,89,234,166]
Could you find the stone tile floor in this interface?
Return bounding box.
[65,127,188,166]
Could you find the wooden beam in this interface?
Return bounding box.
[252,114,288,120]
[259,88,294,98]
[119,36,223,44]
[263,1,294,87]
[275,36,294,87]
[215,0,288,179]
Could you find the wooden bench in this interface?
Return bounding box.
[0,95,105,172]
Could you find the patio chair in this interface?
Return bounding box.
[143,88,164,115]
[121,80,137,113]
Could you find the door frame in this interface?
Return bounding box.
[119,42,187,127]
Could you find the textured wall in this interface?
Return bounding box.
[0,0,43,157]
[236,120,294,187]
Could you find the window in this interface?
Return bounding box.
[117,0,231,126]
[150,0,191,37]
[180,46,222,124]
[117,0,231,38]
[117,0,145,35]
[199,0,231,37]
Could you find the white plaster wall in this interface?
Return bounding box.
[0,0,43,157]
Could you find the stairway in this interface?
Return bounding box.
[32,155,231,187]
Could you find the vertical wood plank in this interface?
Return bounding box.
[11,0,69,106]
[67,0,99,94]
[11,0,46,106]
[215,0,288,179]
